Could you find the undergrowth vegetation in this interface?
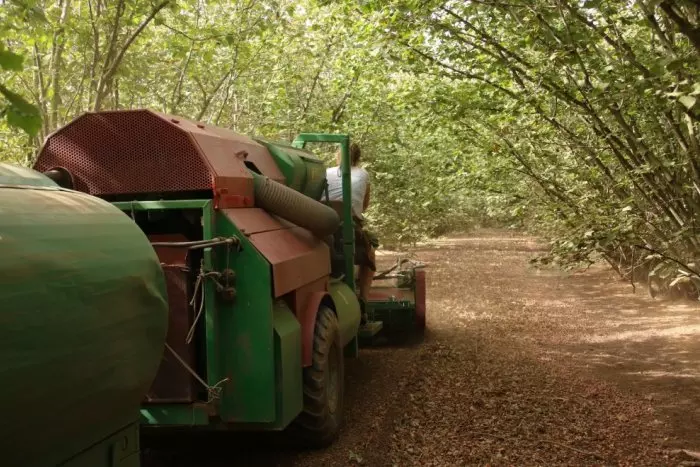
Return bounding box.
[1,0,699,296]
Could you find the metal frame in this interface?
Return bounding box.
[113,199,220,425]
[112,200,211,211]
[139,404,209,426]
[291,133,425,341]
[292,134,355,292]
[115,198,283,427]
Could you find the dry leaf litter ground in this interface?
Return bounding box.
[143,229,700,466]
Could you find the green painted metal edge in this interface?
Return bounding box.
[139,406,209,426]
[256,138,327,200]
[215,211,277,423]
[293,133,349,144]
[367,300,415,310]
[293,133,355,292]
[60,422,140,467]
[265,138,324,161]
[365,305,416,339]
[339,136,354,292]
[328,280,362,346]
[272,301,303,430]
[0,162,58,188]
[113,199,221,425]
[256,138,306,191]
[114,199,278,426]
[201,204,221,389]
[112,199,211,211]
[112,199,219,385]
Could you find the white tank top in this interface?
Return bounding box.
[325,166,369,219]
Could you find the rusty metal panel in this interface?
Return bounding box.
[291,276,328,316]
[289,277,328,367]
[249,227,330,297]
[222,208,296,236]
[188,132,254,208]
[35,110,212,196]
[34,109,286,204]
[244,146,287,185]
[223,208,284,236]
[151,111,285,185]
[368,288,415,302]
[145,234,197,403]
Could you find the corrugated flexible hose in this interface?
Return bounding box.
[251,172,340,238]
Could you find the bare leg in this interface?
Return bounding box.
[358,247,376,302]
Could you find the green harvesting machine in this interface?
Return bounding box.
[1,109,426,465]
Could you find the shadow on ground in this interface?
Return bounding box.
[539,268,700,447]
[435,232,700,450]
[143,230,700,465]
[142,355,373,466]
[142,337,424,467]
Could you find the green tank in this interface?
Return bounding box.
[256,139,328,200]
[0,164,169,467]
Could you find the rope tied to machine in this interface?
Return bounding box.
[164,342,229,403]
[166,260,232,403]
[185,243,236,344]
[185,264,225,344]
[151,236,238,403]
[151,236,238,344]
[171,260,232,402]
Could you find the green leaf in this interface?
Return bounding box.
[0,84,42,136]
[665,58,685,71]
[0,47,24,71]
[6,104,42,136]
[679,95,697,110]
[593,80,610,91]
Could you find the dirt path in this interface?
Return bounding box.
[144,230,700,466]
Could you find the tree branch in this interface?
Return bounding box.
[634,244,700,277]
[659,1,700,54]
[94,0,170,110]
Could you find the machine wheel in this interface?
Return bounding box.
[293,306,344,448]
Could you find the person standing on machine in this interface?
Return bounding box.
[325,143,379,303]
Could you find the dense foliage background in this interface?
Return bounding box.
[1,0,699,294]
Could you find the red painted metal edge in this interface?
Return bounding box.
[223,208,285,236]
[414,269,427,331]
[249,227,330,298]
[367,287,415,302]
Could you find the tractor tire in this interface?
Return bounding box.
[292,306,344,448]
